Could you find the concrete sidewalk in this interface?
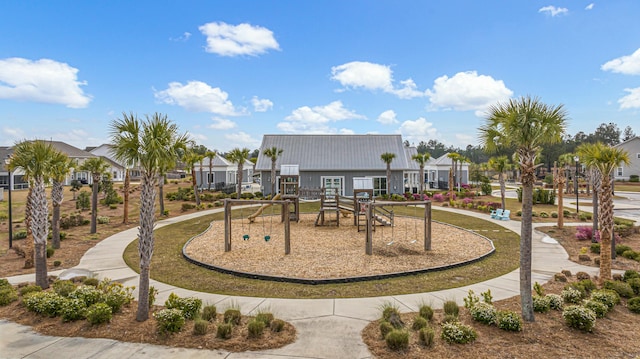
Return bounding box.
[0,206,613,359]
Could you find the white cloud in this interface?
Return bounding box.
[2,127,26,141]
[618,87,640,109]
[377,110,399,125]
[209,117,236,130]
[277,100,365,133]
[601,48,640,75]
[426,71,513,115]
[539,5,569,16]
[585,3,594,10]
[330,61,426,99]
[251,96,273,112]
[398,117,439,145]
[198,22,280,57]
[455,133,475,146]
[170,32,192,42]
[0,57,91,108]
[190,133,208,142]
[224,131,261,149]
[154,81,244,116]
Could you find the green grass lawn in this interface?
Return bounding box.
[123,205,520,299]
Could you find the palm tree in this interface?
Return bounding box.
[80,157,110,234]
[109,113,141,224]
[479,95,567,322]
[184,150,203,206]
[488,156,511,210]
[205,150,217,191]
[458,155,469,191]
[50,152,74,249]
[412,152,431,196]
[227,147,251,199]
[555,153,575,229]
[447,152,459,200]
[8,140,62,289]
[380,152,396,195]
[110,112,189,321]
[263,146,283,197]
[578,142,630,283]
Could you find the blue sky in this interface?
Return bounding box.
[1,1,639,152]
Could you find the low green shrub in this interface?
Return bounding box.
[496,310,522,332]
[551,211,558,218]
[69,285,103,307]
[616,245,633,256]
[0,286,18,306]
[533,295,551,313]
[224,308,242,325]
[418,304,434,320]
[86,303,112,325]
[385,329,410,351]
[590,243,601,254]
[576,272,591,281]
[102,282,133,313]
[577,279,597,293]
[46,246,55,258]
[463,290,479,309]
[419,326,435,347]
[181,203,196,212]
[623,270,640,282]
[412,316,428,330]
[23,291,64,317]
[201,304,217,321]
[583,300,608,318]
[603,280,635,298]
[469,302,497,325]
[83,277,100,286]
[628,297,640,314]
[60,298,87,322]
[563,305,596,332]
[165,293,202,320]
[443,300,459,317]
[270,319,285,332]
[547,294,564,310]
[155,308,184,333]
[216,322,233,339]
[590,289,620,309]
[441,321,477,344]
[53,280,76,297]
[561,287,584,304]
[626,278,640,296]
[18,285,42,297]
[554,273,567,282]
[247,318,266,338]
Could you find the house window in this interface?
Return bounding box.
[617,167,623,176]
[207,173,215,183]
[227,171,236,184]
[637,153,640,159]
[321,176,343,197]
[372,176,387,197]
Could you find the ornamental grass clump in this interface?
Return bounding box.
[380,301,404,329]
[412,316,428,331]
[193,318,208,335]
[441,321,477,344]
[418,326,435,347]
[380,321,394,339]
[224,308,242,325]
[216,322,233,339]
[385,329,410,351]
[201,304,217,321]
[443,300,459,317]
[247,318,266,338]
[255,311,274,326]
[418,303,434,321]
[562,305,596,332]
[270,319,285,332]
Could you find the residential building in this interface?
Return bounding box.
[194,155,254,191]
[613,136,640,181]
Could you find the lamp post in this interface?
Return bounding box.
[4,156,12,249]
[574,155,579,214]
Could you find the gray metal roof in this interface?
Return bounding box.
[48,141,95,159]
[255,134,418,171]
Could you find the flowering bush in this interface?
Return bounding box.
[575,226,593,241]
[432,193,445,202]
[69,285,103,307]
[23,291,65,317]
[165,293,202,320]
[590,289,620,309]
[547,294,564,310]
[441,321,477,344]
[86,303,112,325]
[462,197,473,205]
[154,308,185,333]
[469,302,497,325]
[561,287,584,304]
[496,310,522,332]
[563,305,596,332]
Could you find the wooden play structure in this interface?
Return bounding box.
[224,199,292,254]
[279,164,300,222]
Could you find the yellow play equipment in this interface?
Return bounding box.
[248,194,281,222]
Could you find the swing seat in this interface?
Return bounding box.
[243,234,250,240]
[264,235,271,242]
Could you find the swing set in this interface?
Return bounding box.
[223,199,292,254]
[364,201,432,255]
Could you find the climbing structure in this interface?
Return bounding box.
[279,164,300,222]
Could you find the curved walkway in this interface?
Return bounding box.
[0,206,618,359]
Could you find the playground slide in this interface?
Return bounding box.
[248,194,281,222]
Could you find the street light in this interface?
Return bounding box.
[4,155,12,249]
[574,155,579,214]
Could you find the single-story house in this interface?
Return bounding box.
[87,144,142,182]
[613,136,640,181]
[253,134,469,197]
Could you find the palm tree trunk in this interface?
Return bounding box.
[31,178,49,289]
[90,175,99,234]
[237,164,244,199]
[499,172,506,209]
[592,169,599,237]
[208,163,213,191]
[23,187,34,269]
[136,172,156,321]
[158,174,165,216]
[419,165,424,195]
[51,181,63,249]
[386,165,391,195]
[122,169,130,224]
[271,161,276,198]
[557,181,564,229]
[598,178,614,282]
[191,168,200,206]
[520,161,535,322]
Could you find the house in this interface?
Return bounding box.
[253,134,470,197]
[87,144,141,182]
[613,136,640,181]
[194,155,254,191]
